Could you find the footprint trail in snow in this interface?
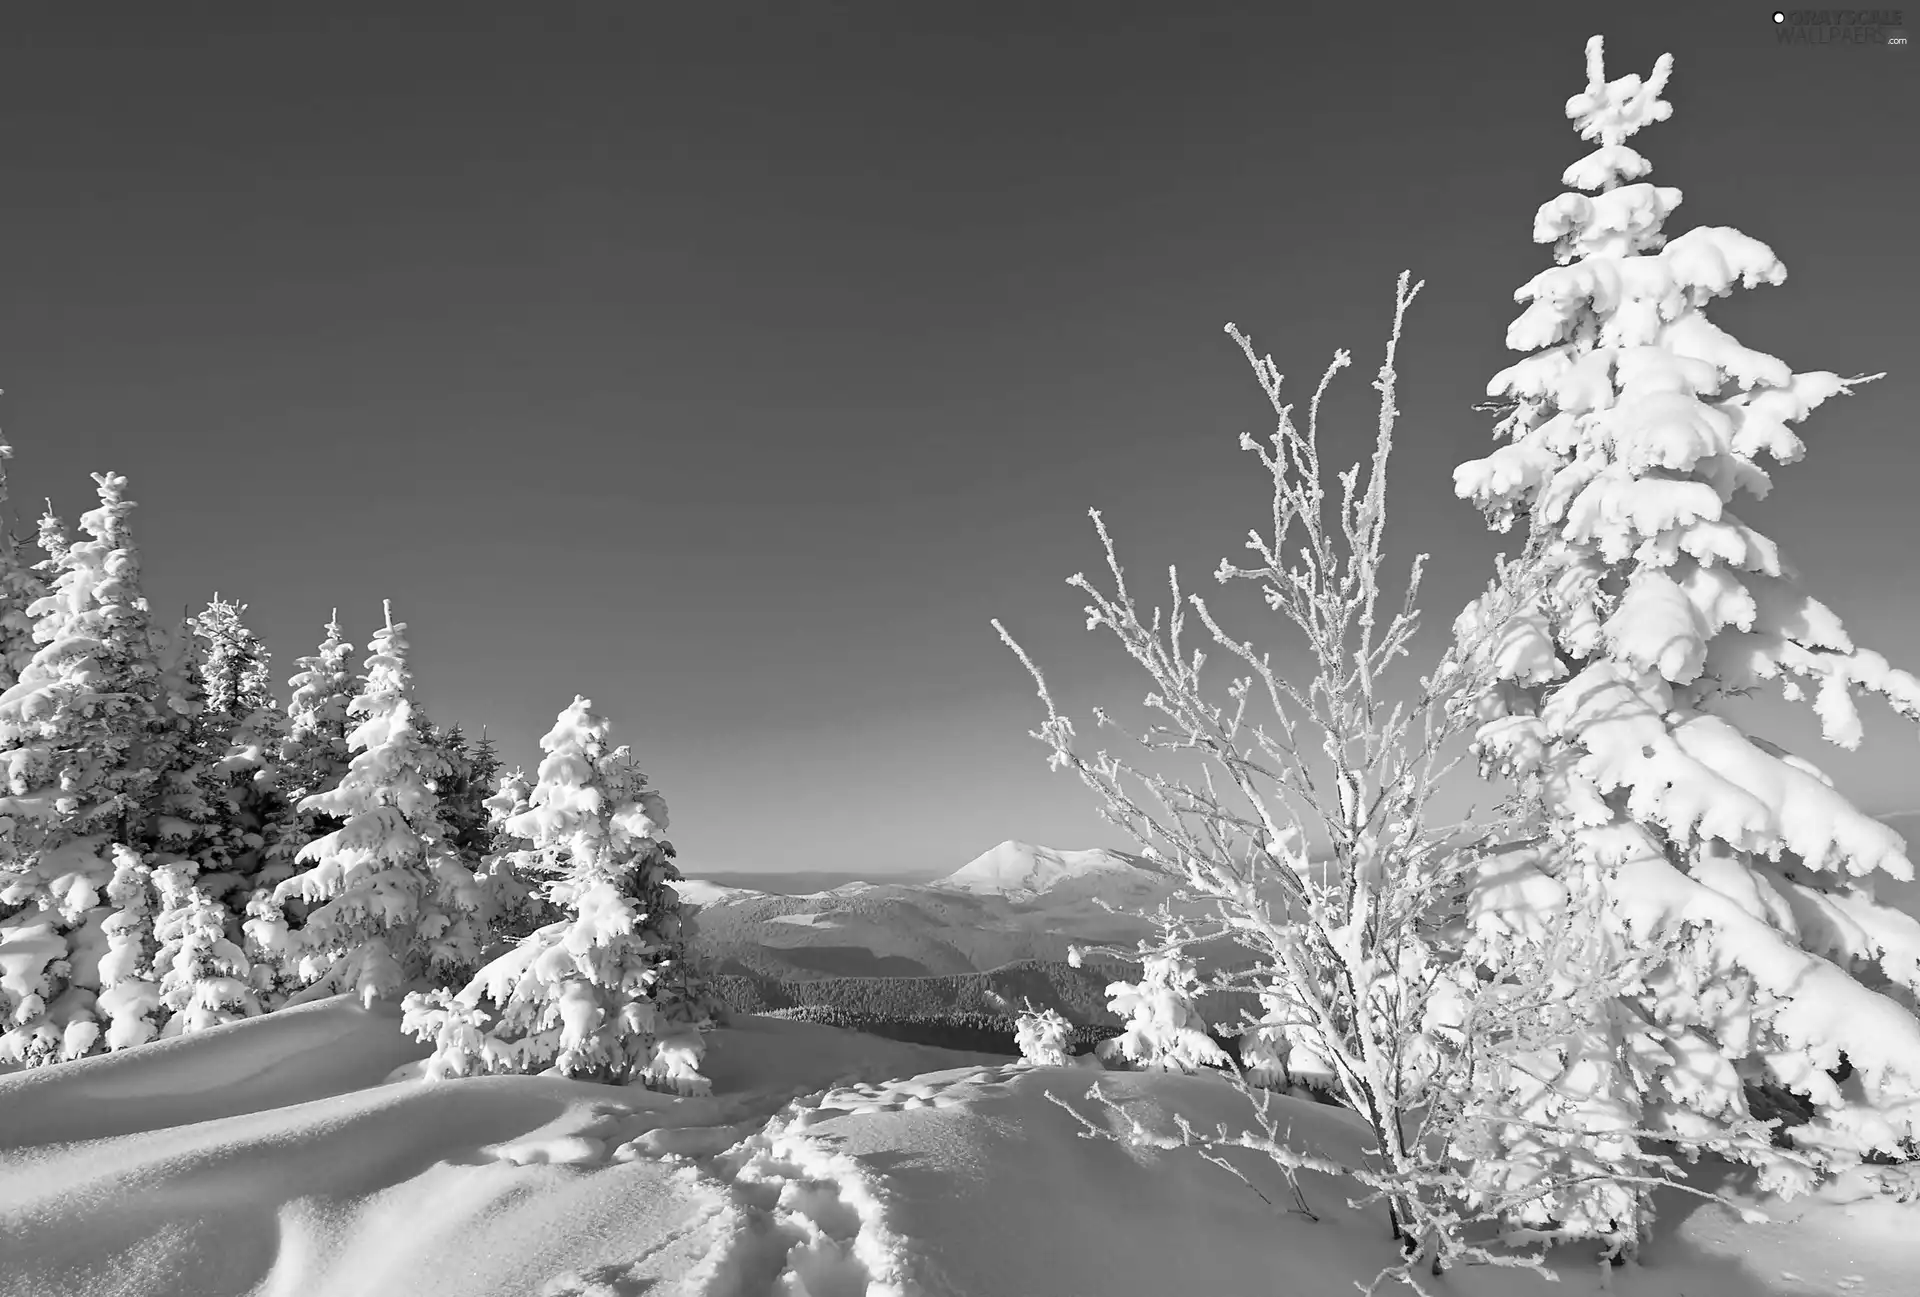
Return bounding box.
[537,1064,1025,1297]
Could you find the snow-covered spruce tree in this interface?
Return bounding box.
[471,765,556,952]
[142,614,268,1038]
[244,614,356,1002]
[408,713,502,986]
[434,722,503,870]
[445,730,526,951]
[470,729,501,794]
[400,696,712,1093]
[1235,980,1329,1092]
[484,765,533,835]
[246,604,482,1007]
[191,595,273,727]
[0,437,46,690]
[0,474,169,1065]
[152,862,261,1035]
[0,436,49,952]
[1087,928,1230,1074]
[413,715,504,881]
[145,615,227,884]
[257,612,356,895]
[95,616,229,1055]
[192,596,286,900]
[207,692,287,914]
[1453,36,1920,1209]
[94,844,164,1051]
[995,274,1770,1288]
[96,610,253,1045]
[1014,999,1073,1067]
[0,509,80,1064]
[601,742,728,1031]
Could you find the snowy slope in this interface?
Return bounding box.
[672,878,762,909]
[2,993,1916,1297]
[0,996,1008,1297]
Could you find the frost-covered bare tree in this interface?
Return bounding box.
[995,274,1776,1291]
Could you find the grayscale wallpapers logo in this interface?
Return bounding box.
[1773,9,1908,42]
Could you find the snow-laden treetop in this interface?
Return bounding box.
[1455,34,1917,780]
[503,695,669,877]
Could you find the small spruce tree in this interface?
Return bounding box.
[1013,1000,1073,1067]
[401,696,711,1092]
[191,595,274,728]
[153,863,262,1035]
[434,722,504,870]
[1090,936,1230,1074]
[94,844,163,1051]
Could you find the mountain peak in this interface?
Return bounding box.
[932,840,1154,897]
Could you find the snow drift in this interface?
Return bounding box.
[3,993,1917,1297]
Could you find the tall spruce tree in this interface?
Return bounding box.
[191,598,285,911]
[0,474,166,1064]
[247,604,482,1006]
[255,614,355,897]
[1453,36,1920,1220]
[146,615,224,881]
[0,437,46,689]
[0,437,49,957]
[243,613,355,1003]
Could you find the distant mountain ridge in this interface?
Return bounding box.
[681,819,1920,988]
[678,840,1176,982]
[684,819,1920,1033]
[691,867,945,895]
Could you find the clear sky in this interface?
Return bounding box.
[0,2,1912,875]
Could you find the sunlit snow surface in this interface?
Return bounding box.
[2,995,1917,1297]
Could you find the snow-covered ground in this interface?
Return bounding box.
[3,994,1916,1297]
